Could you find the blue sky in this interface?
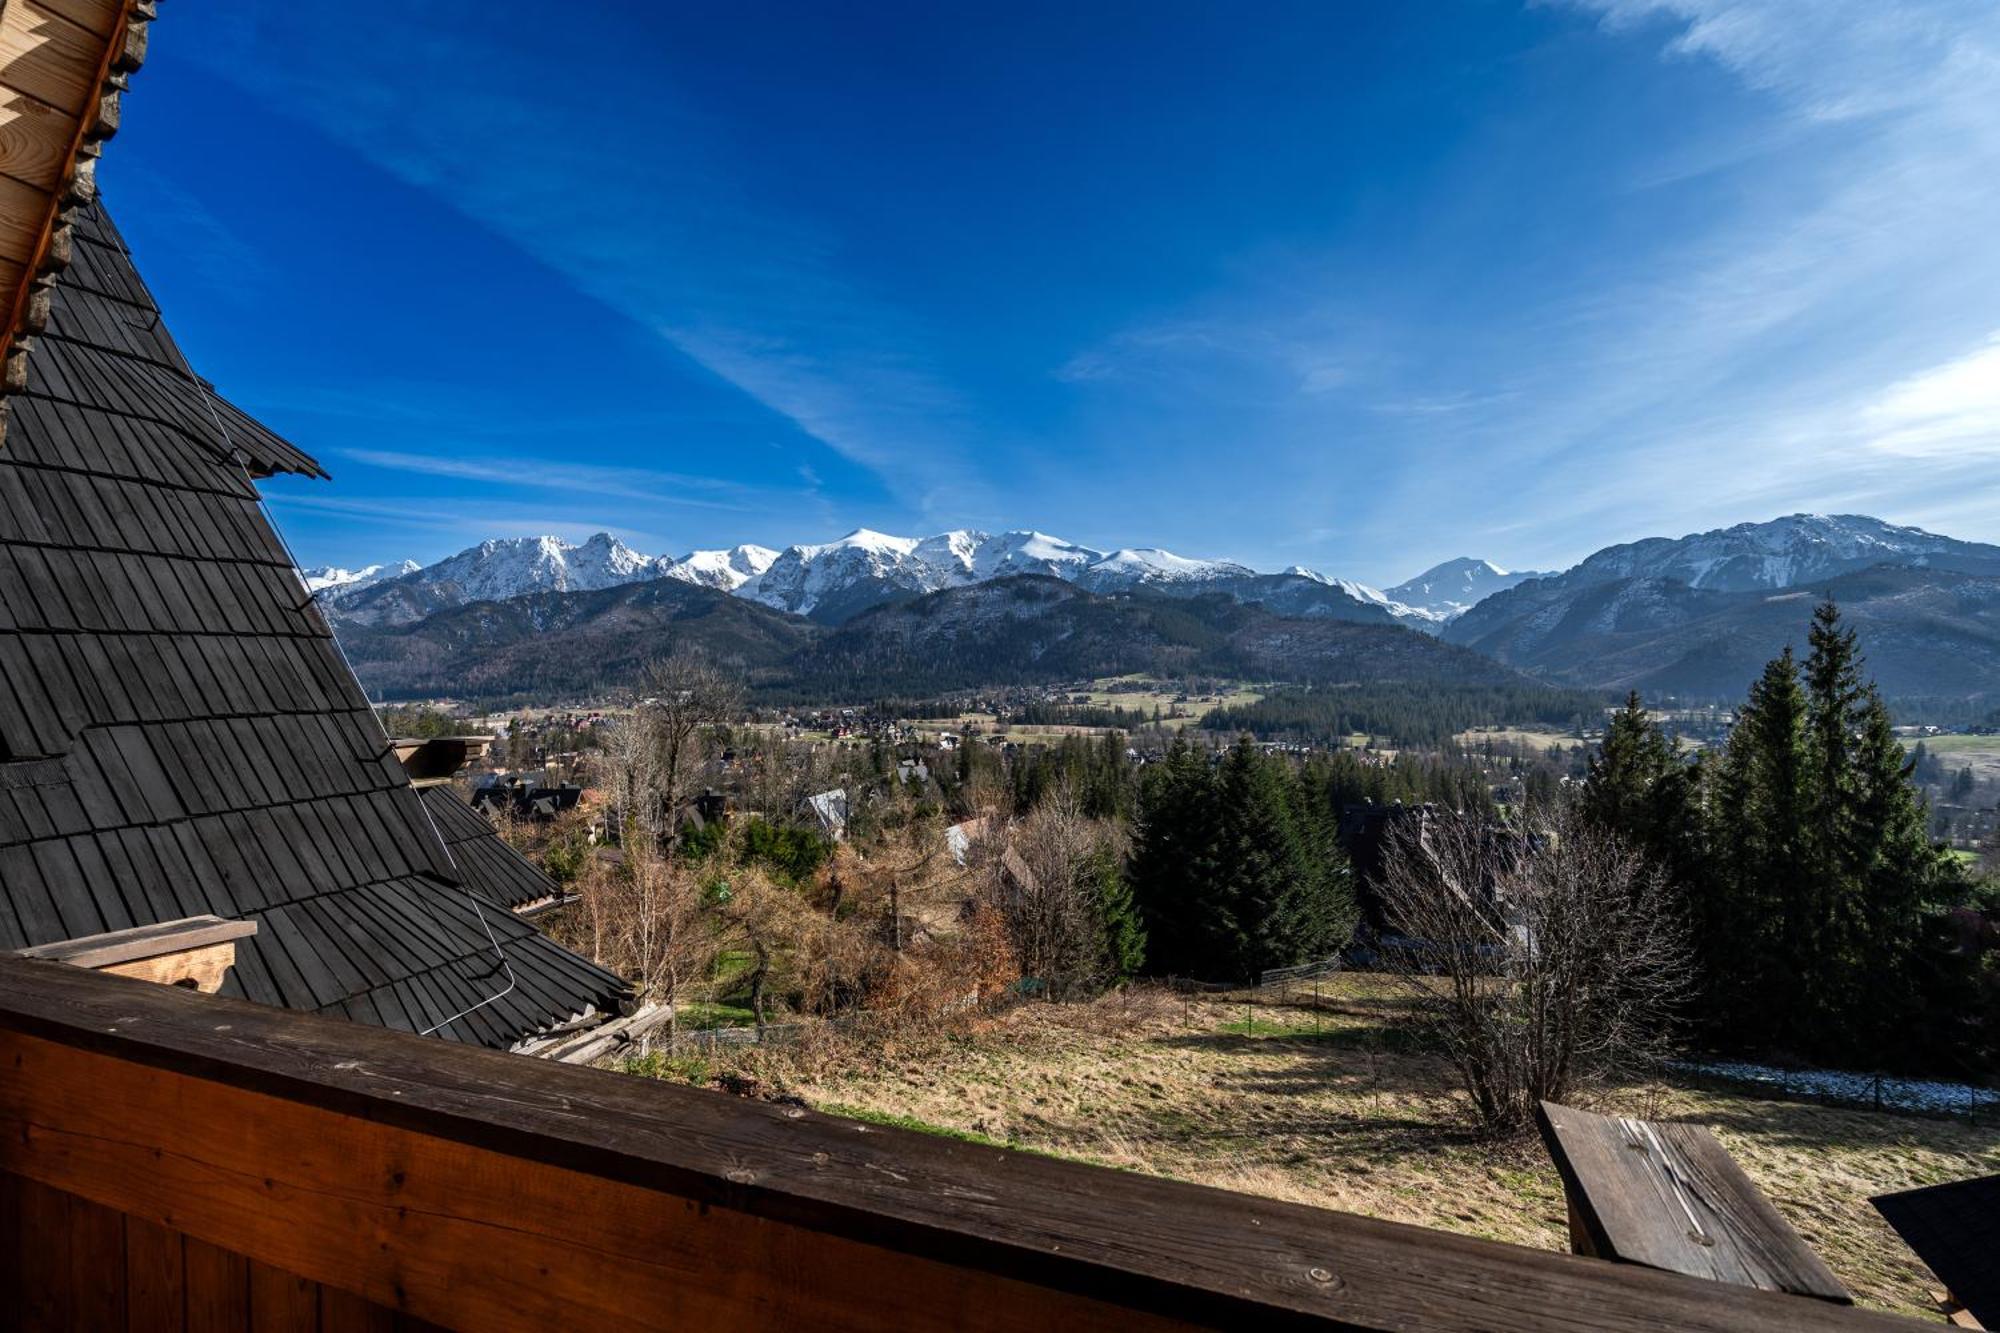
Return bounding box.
[107,1,2000,586]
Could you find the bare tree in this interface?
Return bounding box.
[1378,803,1689,1135]
[582,661,739,1037]
[985,787,1125,1000]
[622,651,742,849]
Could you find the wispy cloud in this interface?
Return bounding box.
[1862,333,2000,459]
[261,489,670,552]
[190,12,979,516]
[337,448,765,511]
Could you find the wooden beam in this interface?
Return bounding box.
[0,960,1918,1332]
[14,915,257,993]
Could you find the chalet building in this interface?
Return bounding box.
[0,13,625,1047]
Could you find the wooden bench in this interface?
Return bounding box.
[1537,1100,1851,1303]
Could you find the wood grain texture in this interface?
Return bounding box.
[0,90,78,190]
[183,1236,248,1333]
[0,0,108,117]
[124,1213,188,1333]
[1538,1101,1851,1302]
[0,960,1923,1333]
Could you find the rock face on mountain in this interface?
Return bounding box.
[1445,516,2000,700]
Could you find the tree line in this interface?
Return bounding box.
[1202,683,1608,750]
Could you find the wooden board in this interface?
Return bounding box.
[1538,1101,1852,1303]
[0,0,111,119]
[0,90,79,192]
[0,959,1920,1333]
[15,913,258,967]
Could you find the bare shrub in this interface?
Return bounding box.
[983,787,1129,999]
[1378,803,1689,1135]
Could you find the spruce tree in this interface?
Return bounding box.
[1089,846,1147,983]
[1707,647,1810,1051]
[1128,738,1218,975]
[1212,738,1295,979]
[1582,692,1677,844]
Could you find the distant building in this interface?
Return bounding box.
[806,788,850,841]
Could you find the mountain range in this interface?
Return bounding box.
[1443,515,2000,700]
[315,528,1500,630]
[320,514,2000,708]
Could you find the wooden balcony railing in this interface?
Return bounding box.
[0,957,1922,1331]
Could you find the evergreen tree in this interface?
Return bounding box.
[1128,737,1355,982]
[1129,738,1220,974]
[1089,846,1147,982]
[1581,693,1678,845]
[1706,647,1811,1051]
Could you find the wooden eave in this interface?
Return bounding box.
[0,0,150,438]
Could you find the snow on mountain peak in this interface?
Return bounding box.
[1385,556,1551,620]
[301,560,419,596]
[665,544,780,591]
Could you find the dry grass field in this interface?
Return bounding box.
[675,975,2000,1320]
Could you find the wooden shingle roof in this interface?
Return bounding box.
[0,198,630,1047]
[419,785,567,912]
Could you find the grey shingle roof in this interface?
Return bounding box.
[419,785,566,911]
[0,200,629,1046]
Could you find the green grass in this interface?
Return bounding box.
[679,999,759,1029]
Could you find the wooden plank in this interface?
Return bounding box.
[100,940,241,992]
[319,1286,395,1333]
[66,1184,130,1331]
[125,1214,188,1333]
[14,914,257,968]
[0,0,109,118]
[31,0,125,40]
[248,1258,321,1332]
[183,1236,248,1333]
[13,1170,74,1329]
[1538,1101,1851,1303]
[1872,1175,2000,1331]
[0,1171,30,1322]
[0,168,50,254]
[0,91,79,191]
[0,960,1919,1333]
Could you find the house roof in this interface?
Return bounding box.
[0,200,630,1047]
[1871,1174,2000,1329]
[1,0,151,408]
[420,785,566,911]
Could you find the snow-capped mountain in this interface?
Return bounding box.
[317,523,1532,629]
[415,533,664,600]
[663,544,779,592]
[1550,513,2000,593]
[1443,514,2000,696]
[299,560,418,596]
[739,529,1118,621]
[1384,558,1553,621]
[323,534,680,626]
[1071,547,1253,593]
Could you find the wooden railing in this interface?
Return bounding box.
[0,958,1921,1332]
